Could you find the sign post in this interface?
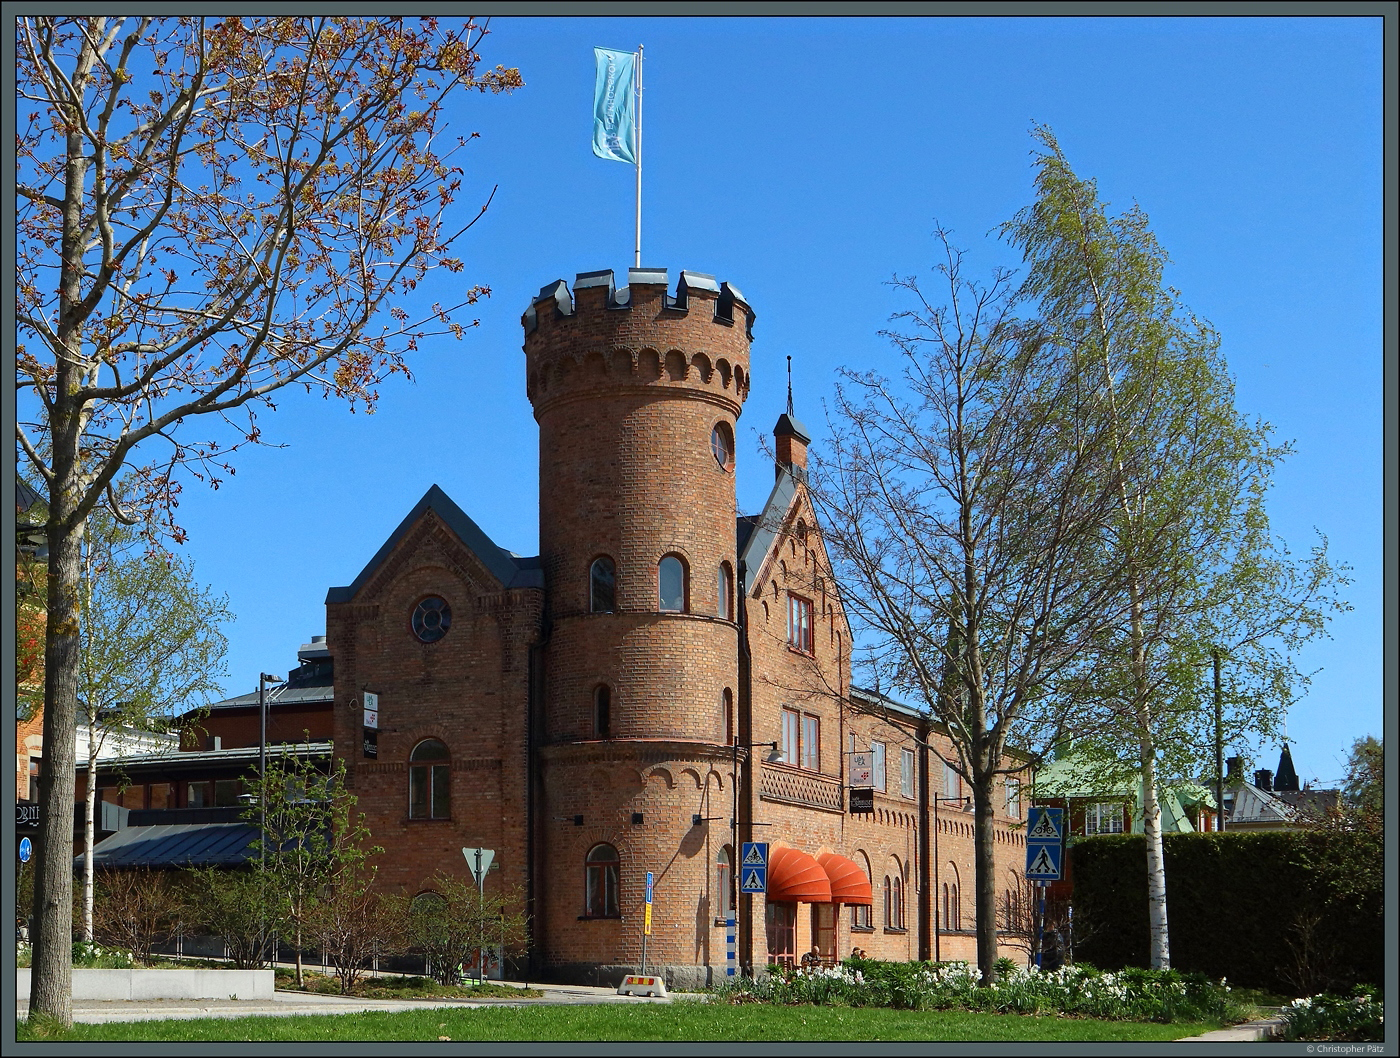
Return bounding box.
[641,870,653,974]
[462,847,495,982]
[1023,807,1064,968]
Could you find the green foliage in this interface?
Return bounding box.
[1342,735,1382,819]
[1070,832,1382,994]
[246,747,381,988]
[714,959,1245,1024]
[1280,986,1384,1042]
[394,872,529,986]
[181,867,272,969]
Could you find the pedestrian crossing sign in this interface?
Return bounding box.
[1025,842,1063,879]
[741,867,768,894]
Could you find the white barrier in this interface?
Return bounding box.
[17,968,275,1001]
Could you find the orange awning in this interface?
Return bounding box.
[817,852,873,906]
[766,845,832,903]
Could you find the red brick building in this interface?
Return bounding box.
[324,267,1029,986]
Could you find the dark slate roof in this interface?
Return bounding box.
[203,680,334,713]
[1274,744,1301,792]
[774,412,811,444]
[736,470,799,591]
[78,821,260,869]
[326,484,543,603]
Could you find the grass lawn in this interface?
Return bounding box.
[19,1003,1228,1042]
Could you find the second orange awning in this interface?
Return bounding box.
[766,845,833,903]
[817,851,874,906]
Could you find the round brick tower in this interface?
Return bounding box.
[523,267,754,984]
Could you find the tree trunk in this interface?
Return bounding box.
[30,21,101,1027]
[972,768,1000,983]
[29,518,84,1026]
[1139,729,1170,969]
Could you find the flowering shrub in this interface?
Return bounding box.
[713,959,1247,1023]
[1280,988,1383,1042]
[70,941,136,968]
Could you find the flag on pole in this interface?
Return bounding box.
[593,47,637,164]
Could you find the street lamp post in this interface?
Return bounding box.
[257,671,283,965]
[931,792,970,964]
[729,739,783,977]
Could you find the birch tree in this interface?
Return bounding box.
[1001,125,1348,969]
[76,508,230,943]
[15,16,519,1023]
[810,230,1132,984]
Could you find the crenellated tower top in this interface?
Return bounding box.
[523,267,754,420]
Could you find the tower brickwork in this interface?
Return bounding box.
[524,268,753,981]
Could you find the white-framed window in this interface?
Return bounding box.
[787,593,813,653]
[900,747,916,799]
[782,708,800,767]
[1084,802,1125,835]
[717,845,734,918]
[801,713,821,771]
[943,759,962,801]
[872,741,886,791]
[1004,777,1022,819]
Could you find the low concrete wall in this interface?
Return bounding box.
[17,968,275,1001]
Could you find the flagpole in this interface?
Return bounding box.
[634,44,643,268]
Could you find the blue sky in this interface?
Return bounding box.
[160,16,1383,787]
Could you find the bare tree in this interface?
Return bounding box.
[15,16,519,1023]
[810,229,1131,984]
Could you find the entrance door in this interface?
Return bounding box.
[765,901,796,968]
[811,903,837,964]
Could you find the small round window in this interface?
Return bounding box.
[711,421,734,470]
[411,596,452,643]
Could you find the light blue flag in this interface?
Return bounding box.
[593,47,637,165]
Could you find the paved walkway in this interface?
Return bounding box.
[19,982,675,1025]
[1178,1012,1286,1042]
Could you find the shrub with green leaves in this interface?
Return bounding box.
[1280,987,1383,1042]
[712,959,1247,1024]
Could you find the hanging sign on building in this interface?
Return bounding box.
[849,787,874,814]
[849,751,874,787]
[362,691,379,758]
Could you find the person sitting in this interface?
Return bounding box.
[801,945,822,969]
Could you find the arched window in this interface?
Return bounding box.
[594,685,612,738]
[717,562,734,621]
[409,739,450,820]
[892,875,905,930]
[590,557,616,613]
[716,846,734,919]
[585,843,620,917]
[711,421,734,471]
[883,876,893,928]
[942,882,951,931]
[658,555,687,612]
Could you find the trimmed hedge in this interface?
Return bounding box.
[1070,831,1382,995]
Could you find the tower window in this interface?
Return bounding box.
[590,557,616,613]
[411,596,452,643]
[409,739,451,820]
[717,562,734,621]
[584,843,621,918]
[659,555,687,612]
[711,421,734,471]
[594,685,612,738]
